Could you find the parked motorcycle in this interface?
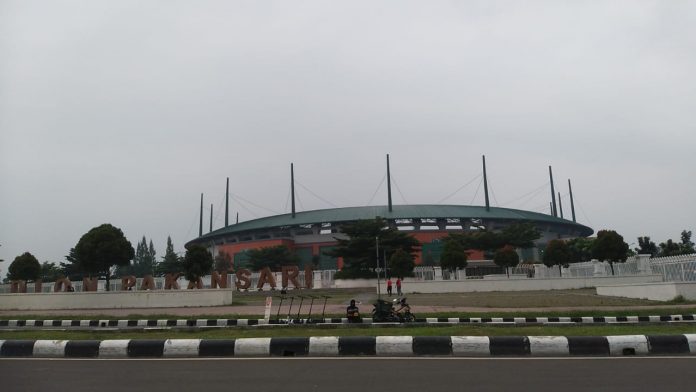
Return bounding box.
[371,297,416,322]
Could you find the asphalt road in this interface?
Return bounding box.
[1,357,694,391]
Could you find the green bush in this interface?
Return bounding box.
[671,295,686,303]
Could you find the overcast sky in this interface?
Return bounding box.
[1,1,695,275]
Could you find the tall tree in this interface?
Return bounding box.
[439,239,468,272]
[680,230,695,254]
[60,247,85,280]
[248,245,299,272]
[182,245,213,283]
[565,237,595,263]
[592,229,629,275]
[327,218,420,278]
[659,239,682,257]
[493,245,519,278]
[543,240,571,274]
[635,236,658,257]
[421,251,437,266]
[8,252,41,282]
[157,236,182,276]
[146,239,157,274]
[73,224,135,290]
[214,250,233,272]
[445,222,541,259]
[40,261,63,282]
[388,249,415,278]
[500,222,542,248]
[120,236,157,277]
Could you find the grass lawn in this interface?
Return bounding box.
[2,307,696,321]
[232,288,685,307]
[1,323,695,340]
[406,288,692,307]
[229,288,371,306]
[2,288,694,322]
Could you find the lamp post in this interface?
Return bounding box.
[375,236,381,299]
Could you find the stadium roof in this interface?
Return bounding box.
[192,204,593,242]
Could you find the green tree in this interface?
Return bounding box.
[146,239,157,273]
[543,240,572,274]
[680,230,695,254]
[8,252,41,282]
[311,254,321,268]
[493,245,519,278]
[445,222,540,259]
[124,236,156,277]
[327,218,420,278]
[421,251,437,266]
[74,223,135,290]
[592,229,629,275]
[500,222,542,248]
[182,245,213,283]
[659,239,682,257]
[248,245,300,271]
[388,249,415,278]
[40,261,63,282]
[214,250,232,272]
[636,236,658,257]
[566,237,595,262]
[60,247,85,280]
[157,236,182,276]
[439,240,468,272]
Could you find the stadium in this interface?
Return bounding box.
[186,156,594,274]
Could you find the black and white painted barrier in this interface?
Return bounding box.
[2,314,695,329]
[1,335,695,358]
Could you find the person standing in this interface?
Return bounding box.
[396,277,402,296]
[386,278,393,296]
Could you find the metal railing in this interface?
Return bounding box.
[650,255,696,282]
[3,253,695,293]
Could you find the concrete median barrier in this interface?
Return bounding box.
[3,335,696,358]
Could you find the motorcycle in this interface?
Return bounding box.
[393,298,415,322]
[371,298,416,323]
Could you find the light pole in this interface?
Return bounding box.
[375,236,381,299]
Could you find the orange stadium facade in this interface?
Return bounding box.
[186,204,593,272]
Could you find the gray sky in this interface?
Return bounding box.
[1,1,695,275]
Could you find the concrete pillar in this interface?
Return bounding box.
[534,264,546,278]
[592,259,606,277]
[433,267,443,281]
[636,254,652,275]
[561,266,570,277]
[313,271,323,289]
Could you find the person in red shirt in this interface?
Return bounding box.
[386,278,393,296]
[396,278,402,296]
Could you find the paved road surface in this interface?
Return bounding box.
[1,357,694,391]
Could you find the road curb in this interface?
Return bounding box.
[2,335,696,358]
[2,314,694,330]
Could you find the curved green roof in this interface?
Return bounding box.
[191,204,593,243]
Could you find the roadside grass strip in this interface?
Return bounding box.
[2,335,696,358]
[2,314,696,330]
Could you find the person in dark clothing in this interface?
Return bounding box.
[346,299,360,322]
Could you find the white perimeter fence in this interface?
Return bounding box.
[413,253,696,283]
[2,254,695,294]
